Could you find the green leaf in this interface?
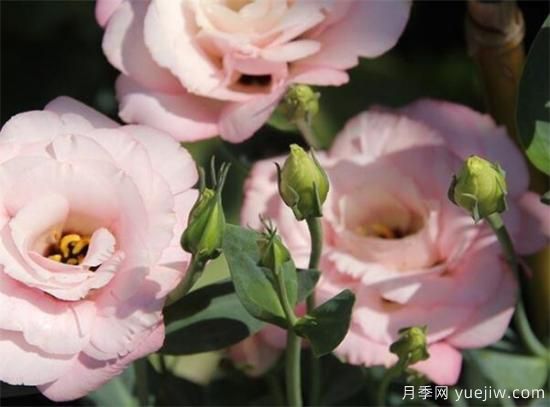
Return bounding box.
[294,289,355,357]
[297,268,320,302]
[223,224,298,328]
[466,349,548,391]
[517,15,550,174]
[161,280,264,355]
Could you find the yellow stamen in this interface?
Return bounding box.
[369,223,396,239]
[72,237,90,256]
[356,223,396,239]
[59,234,83,258]
[47,232,91,266]
[48,254,62,262]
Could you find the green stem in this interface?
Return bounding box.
[165,255,205,306]
[306,217,323,271]
[377,362,404,406]
[305,217,323,405]
[274,266,302,406]
[296,119,320,150]
[485,213,550,360]
[135,358,149,406]
[286,330,303,407]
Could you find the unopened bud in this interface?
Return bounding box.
[257,221,291,272]
[390,326,429,365]
[449,155,507,221]
[280,85,320,123]
[277,144,329,220]
[181,162,229,261]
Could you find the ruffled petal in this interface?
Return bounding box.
[39,324,164,402]
[0,330,76,386]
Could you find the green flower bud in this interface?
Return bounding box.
[449,155,508,221]
[181,161,229,261]
[277,144,329,220]
[280,85,320,123]
[390,326,429,366]
[257,222,291,273]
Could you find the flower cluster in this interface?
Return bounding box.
[233,100,549,384]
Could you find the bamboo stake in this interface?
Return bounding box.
[466,0,550,342]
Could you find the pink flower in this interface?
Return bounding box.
[0,97,198,401]
[236,100,550,384]
[96,0,411,143]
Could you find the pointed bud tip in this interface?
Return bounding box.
[278,145,329,220]
[257,225,291,272]
[450,155,507,220]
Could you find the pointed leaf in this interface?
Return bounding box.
[223,224,298,328]
[517,15,550,174]
[161,280,264,355]
[294,289,355,356]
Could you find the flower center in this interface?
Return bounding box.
[224,0,253,12]
[355,223,406,239]
[46,231,90,265]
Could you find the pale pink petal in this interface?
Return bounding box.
[296,0,411,71]
[122,125,198,194]
[85,276,166,360]
[0,273,96,355]
[290,66,349,86]
[144,0,246,101]
[0,110,61,145]
[412,342,462,385]
[399,99,529,196]
[95,0,124,27]
[158,189,198,271]
[334,327,393,367]
[269,2,326,46]
[116,75,223,142]
[329,110,444,166]
[219,88,285,143]
[45,96,119,131]
[447,269,517,348]
[39,324,165,402]
[102,0,182,93]
[47,133,113,164]
[0,330,76,386]
[82,228,117,267]
[262,40,321,63]
[353,287,471,345]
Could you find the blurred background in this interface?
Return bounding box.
[1,1,549,406]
